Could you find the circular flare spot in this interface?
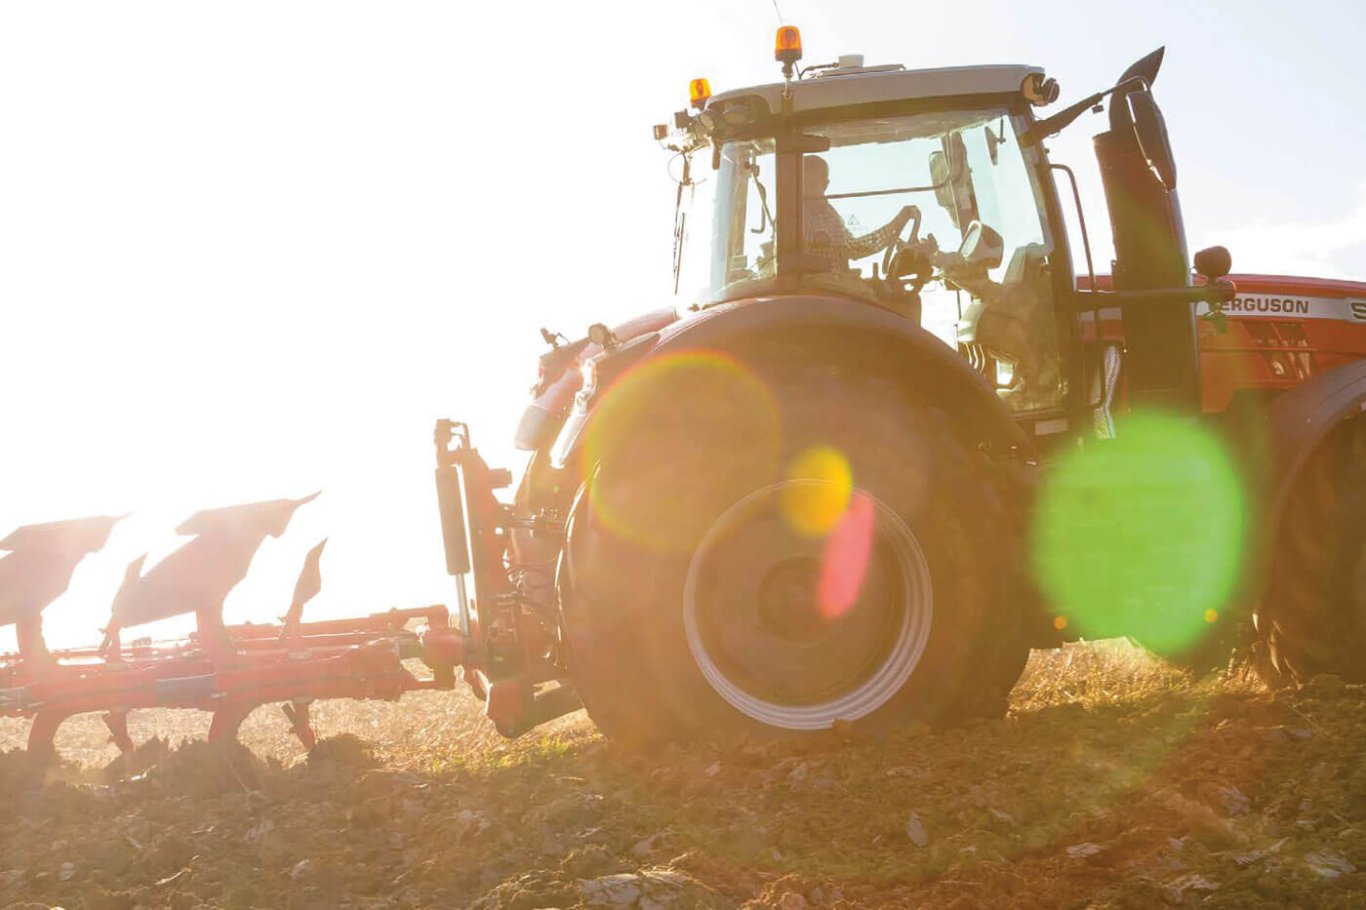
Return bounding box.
[1031,410,1246,657]
[585,350,781,554]
[782,446,853,537]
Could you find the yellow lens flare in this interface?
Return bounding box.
[781,446,853,537]
[780,448,870,620]
[585,350,780,554]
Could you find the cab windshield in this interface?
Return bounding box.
[685,106,1063,412]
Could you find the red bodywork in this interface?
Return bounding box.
[1197,275,1366,412]
[1084,274,1366,412]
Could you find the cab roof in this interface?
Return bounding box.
[708,64,1044,115]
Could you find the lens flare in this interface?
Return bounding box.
[585,350,780,554]
[1030,411,1247,656]
[817,490,876,619]
[782,446,853,536]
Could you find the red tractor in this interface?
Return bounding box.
[435,32,1366,745]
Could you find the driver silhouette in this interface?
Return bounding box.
[803,156,916,273]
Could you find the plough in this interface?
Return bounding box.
[0,495,461,762]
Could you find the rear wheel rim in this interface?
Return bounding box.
[682,480,933,730]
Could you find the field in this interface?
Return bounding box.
[2,641,1364,909]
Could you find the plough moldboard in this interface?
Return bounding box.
[0,495,461,764]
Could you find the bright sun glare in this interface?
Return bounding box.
[4,2,1362,653]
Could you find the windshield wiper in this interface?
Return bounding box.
[825,182,941,201]
[750,165,776,234]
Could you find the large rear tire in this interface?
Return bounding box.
[561,347,1028,745]
[1257,416,1366,684]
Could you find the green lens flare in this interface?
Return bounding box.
[1031,411,1247,656]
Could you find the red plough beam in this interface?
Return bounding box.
[0,497,460,763]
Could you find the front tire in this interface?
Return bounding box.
[562,347,1027,745]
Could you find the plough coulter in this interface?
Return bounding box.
[0,496,460,763]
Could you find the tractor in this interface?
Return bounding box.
[436,29,1366,745]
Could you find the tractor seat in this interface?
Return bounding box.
[958,243,1061,410]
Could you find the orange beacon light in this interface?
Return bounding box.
[689,78,712,109]
[775,25,802,77]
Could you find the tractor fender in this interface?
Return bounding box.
[515,308,679,452]
[1257,359,1366,561]
[550,295,1034,470]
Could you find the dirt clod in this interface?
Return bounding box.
[905,812,929,847]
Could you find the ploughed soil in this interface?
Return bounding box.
[2,641,1364,909]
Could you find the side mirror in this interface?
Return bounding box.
[1129,89,1177,192]
[1193,245,1232,281]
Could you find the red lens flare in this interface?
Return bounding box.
[818,490,875,620]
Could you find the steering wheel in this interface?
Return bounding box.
[881,205,924,277]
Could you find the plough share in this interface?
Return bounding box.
[0,495,462,763]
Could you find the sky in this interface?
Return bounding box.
[2,0,1364,648]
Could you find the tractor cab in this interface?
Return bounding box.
[663,29,1229,426]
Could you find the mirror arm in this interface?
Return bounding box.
[1023,77,1150,144]
[1024,92,1104,144]
[1072,282,1235,310]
